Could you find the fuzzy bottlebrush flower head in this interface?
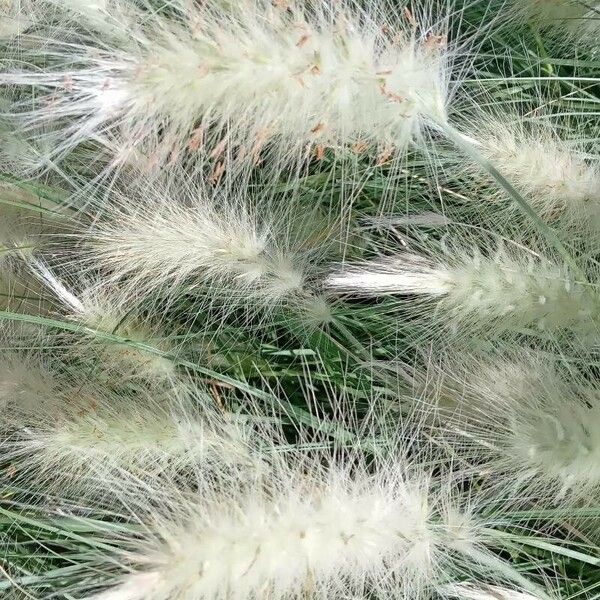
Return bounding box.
[462,116,600,234]
[420,351,600,501]
[59,428,545,600]
[0,183,64,313]
[444,584,548,600]
[31,259,180,384]
[517,0,600,37]
[82,181,336,323]
[0,1,32,40]
[326,238,600,344]
[71,288,177,382]
[1,0,459,176]
[0,350,254,492]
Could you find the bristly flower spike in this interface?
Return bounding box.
[464,115,600,233]
[326,240,600,343]
[2,0,461,175]
[76,422,548,600]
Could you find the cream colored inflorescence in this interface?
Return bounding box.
[327,246,600,339]
[88,451,519,600]
[3,0,455,171]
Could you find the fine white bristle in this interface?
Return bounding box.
[467,117,600,231]
[81,435,538,600]
[2,0,458,173]
[84,185,332,318]
[0,351,253,489]
[30,259,178,383]
[425,351,600,500]
[326,244,600,340]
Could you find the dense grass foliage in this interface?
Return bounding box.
[0,1,599,598]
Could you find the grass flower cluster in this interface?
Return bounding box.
[0,1,599,599]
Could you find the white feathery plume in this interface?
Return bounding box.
[0,184,61,313]
[31,258,178,383]
[467,117,600,231]
[84,184,331,317]
[0,350,253,488]
[518,0,600,40]
[91,574,163,600]
[444,583,548,600]
[424,351,600,501]
[0,1,31,39]
[71,286,178,382]
[5,393,250,486]
[326,243,600,340]
[79,437,543,600]
[2,0,459,173]
[327,252,454,295]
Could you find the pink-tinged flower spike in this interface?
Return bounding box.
[1,0,460,176]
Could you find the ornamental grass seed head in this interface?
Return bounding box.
[1,0,462,177]
[77,415,542,600]
[419,350,600,502]
[326,232,600,345]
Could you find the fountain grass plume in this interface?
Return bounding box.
[44,410,551,600]
[82,179,340,328]
[30,258,179,384]
[325,230,600,345]
[461,113,600,235]
[1,0,463,176]
[418,349,600,502]
[0,349,255,493]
